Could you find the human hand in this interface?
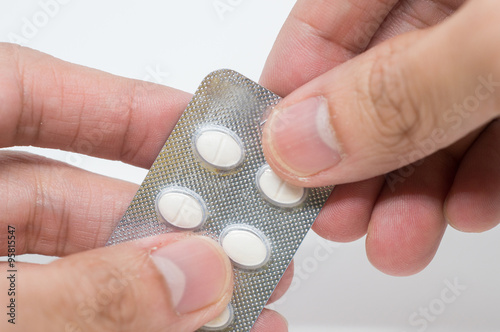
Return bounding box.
[0,43,288,331]
[261,0,499,276]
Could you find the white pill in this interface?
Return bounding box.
[156,189,206,229]
[203,304,233,330]
[194,127,244,170]
[257,165,306,207]
[221,227,269,269]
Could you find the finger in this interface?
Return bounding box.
[445,119,500,232]
[0,43,191,168]
[262,1,500,187]
[0,151,137,256]
[252,309,288,332]
[267,262,294,304]
[368,0,465,46]
[366,152,456,276]
[0,235,233,332]
[312,176,384,242]
[311,123,481,246]
[259,0,399,96]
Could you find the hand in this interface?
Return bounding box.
[0,43,288,331]
[261,0,499,276]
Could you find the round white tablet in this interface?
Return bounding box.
[202,304,233,330]
[256,165,307,208]
[221,227,269,269]
[194,126,244,170]
[156,189,206,230]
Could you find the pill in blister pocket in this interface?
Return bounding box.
[156,188,207,229]
[202,304,234,330]
[194,126,244,170]
[256,165,307,208]
[220,227,270,269]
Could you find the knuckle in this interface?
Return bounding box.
[72,258,141,331]
[93,275,138,328]
[359,43,434,152]
[117,81,149,164]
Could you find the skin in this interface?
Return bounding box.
[0,44,287,332]
[261,0,499,276]
[1,0,498,330]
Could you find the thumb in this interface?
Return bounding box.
[262,0,500,187]
[12,235,232,332]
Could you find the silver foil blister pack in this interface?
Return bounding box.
[107,69,332,331]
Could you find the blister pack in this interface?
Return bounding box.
[106,69,332,331]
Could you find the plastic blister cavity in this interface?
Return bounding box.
[220,225,271,270]
[106,69,332,331]
[256,164,308,208]
[156,187,208,230]
[202,304,234,331]
[193,125,245,172]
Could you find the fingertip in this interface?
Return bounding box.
[444,120,500,233]
[150,236,233,315]
[263,96,342,179]
[367,237,437,277]
[445,187,500,233]
[267,262,294,304]
[366,198,447,276]
[312,177,383,242]
[252,309,288,332]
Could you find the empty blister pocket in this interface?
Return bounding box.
[106,69,332,331]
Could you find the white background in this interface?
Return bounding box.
[1,1,499,331]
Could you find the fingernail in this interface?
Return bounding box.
[266,97,342,176]
[152,237,230,314]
